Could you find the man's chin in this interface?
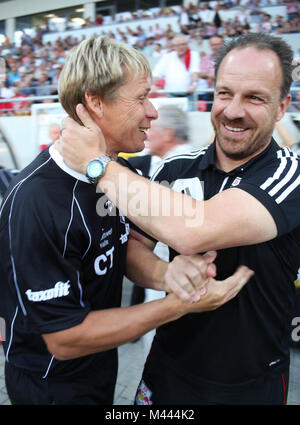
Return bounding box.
[221,148,251,161]
[217,140,248,160]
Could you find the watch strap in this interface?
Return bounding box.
[86,155,112,185]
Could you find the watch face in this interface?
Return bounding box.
[87,160,103,178]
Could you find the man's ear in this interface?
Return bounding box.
[84,93,104,119]
[276,94,291,122]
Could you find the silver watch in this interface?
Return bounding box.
[86,155,112,185]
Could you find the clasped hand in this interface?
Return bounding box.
[165,252,254,312]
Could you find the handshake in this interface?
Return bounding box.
[164,251,254,313]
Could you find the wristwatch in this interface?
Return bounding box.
[86,155,112,185]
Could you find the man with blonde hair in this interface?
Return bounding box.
[0,36,252,405]
[59,33,300,404]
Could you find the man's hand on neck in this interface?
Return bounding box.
[58,104,107,174]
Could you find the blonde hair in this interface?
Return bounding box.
[58,36,152,124]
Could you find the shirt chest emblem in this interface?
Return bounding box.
[232,177,242,187]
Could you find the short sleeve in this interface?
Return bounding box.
[237,156,300,236]
[10,192,90,334]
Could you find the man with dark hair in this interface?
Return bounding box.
[60,33,299,404]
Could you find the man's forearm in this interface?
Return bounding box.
[97,161,277,254]
[98,161,204,255]
[43,294,185,360]
[43,262,254,360]
[59,105,277,254]
[126,237,167,291]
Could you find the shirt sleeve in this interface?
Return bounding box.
[10,190,90,334]
[236,156,300,236]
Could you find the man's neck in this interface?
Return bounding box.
[215,141,271,173]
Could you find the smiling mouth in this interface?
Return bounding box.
[224,124,248,133]
[139,127,149,134]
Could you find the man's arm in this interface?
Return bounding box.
[126,229,217,302]
[125,230,162,289]
[42,265,254,361]
[58,105,277,255]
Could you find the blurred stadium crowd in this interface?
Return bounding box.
[0,0,299,116]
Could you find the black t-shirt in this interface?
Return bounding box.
[0,147,129,380]
[150,140,300,385]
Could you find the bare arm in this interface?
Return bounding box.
[126,229,217,302]
[58,105,277,255]
[100,164,277,254]
[42,295,185,360]
[42,265,253,360]
[125,230,165,290]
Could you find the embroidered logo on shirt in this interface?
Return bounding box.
[25,281,70,302]
[135,379,153,405]
[232,177,242,187]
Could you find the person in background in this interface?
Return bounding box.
[198,34,223,111]
[151,34,200,111]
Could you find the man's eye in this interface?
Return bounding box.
[250,96,263,103]
[217,91,229,97]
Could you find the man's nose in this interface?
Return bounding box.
[146,99,158,120]
[223,96,246,121]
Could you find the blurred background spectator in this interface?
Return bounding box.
[151,34,200,110]
[198,34,223,111]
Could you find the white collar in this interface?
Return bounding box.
[49,144,90,184]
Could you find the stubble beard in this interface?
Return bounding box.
[213,121,274,161]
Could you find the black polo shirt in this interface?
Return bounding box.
[149,139,300,387]
[0,147,129,381]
